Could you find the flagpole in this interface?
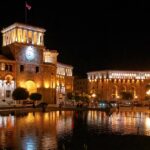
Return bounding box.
[25,1,27,24]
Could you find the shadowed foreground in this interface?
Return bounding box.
[58,134,150,150]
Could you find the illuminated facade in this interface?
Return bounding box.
[56,63,73,104]
[87,70,150,101]
[0,23,73,104]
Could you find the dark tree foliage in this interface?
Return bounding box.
[12,87,29,100]
[30,93,42,101]
[120,91,133,100]
[67,92,73,100]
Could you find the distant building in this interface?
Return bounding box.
[74,77,88,95]
[87,70,150,101]
[0,23,73,104]
[56,62,74,104]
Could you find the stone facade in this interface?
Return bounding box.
[87,70,150,101]
[0,23,73,104]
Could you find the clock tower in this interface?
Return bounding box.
[1,22,45,62]
[1,23,59,104]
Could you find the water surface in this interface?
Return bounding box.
[0,110,150,149]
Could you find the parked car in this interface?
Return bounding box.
[98,100,110,109]
[142,100,150,107]
[133,101,142,107]
[109,101,118,108]
[119,100,132,107]
[23,100,33,105]
[36,102,48,108]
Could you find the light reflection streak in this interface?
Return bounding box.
[145,117,150,129]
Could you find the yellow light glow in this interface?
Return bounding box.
[26,113,35,123]
[44,82,49,88]
[92,93,96,98]
[134,95,138,99]
[116,95,120,99]
[145,118,150,129]
[52,83,56,89]
[57,81,59,86]
[36,83,41,88]
[44,113,49,122]
[19,81,25,88]
[146,90,150,95]
[25,80,37,93]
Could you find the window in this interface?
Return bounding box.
[36,66,39,73]
[0,63,5,71]
[4,65,13,72]
[6,90,11,98]
[20,65,24,72]
[5,65,8,71]
[9,65,12,72]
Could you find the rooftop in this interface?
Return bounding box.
[1,22,46,33]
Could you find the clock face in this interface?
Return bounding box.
[25,46,35,61]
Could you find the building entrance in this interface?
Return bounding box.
[25,80,37,94]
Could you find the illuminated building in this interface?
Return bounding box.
[56,63,73,104]
[0,23,73,104]
[87,70,150,101]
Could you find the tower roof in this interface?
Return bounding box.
[1,22,46,33]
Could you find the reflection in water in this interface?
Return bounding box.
[0,111,150,149]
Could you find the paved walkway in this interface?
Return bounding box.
[1,104,150,113]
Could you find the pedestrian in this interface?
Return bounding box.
[117,103,120,111]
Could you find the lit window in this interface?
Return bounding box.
[0,63,5,71]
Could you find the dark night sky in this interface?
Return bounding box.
[1,1,150,77]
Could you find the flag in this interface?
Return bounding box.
[25,2,31,10]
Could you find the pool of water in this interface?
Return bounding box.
[0,110,150,149]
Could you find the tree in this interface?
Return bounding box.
[30,93,42,107]
[67,92,73,100]
[12,87,29,103]
[74,95,81,102]
[80,95,89,103]
[120,91,133,100]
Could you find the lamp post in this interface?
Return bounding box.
[91,93,96,107]
[2,80,5,101]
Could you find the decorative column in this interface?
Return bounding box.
[32,31,34,44]
[16,28,18,42]
[2,33,6,46]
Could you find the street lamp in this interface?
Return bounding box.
[91,93,96,98]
